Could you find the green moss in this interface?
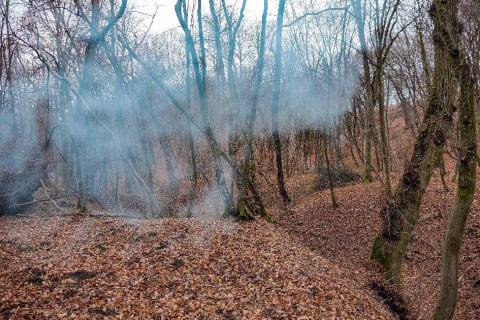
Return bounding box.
[371,235,391,269]
[371,235,403,284]
[265,215,275,223]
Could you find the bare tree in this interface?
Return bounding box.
[434,2,477,316]
[371,0,460,283]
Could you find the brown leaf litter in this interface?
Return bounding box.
[1,213,393,319]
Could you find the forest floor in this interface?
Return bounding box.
[268,170,480,320]
[0,171,479,319]
[0,213,392,319]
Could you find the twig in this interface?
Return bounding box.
[12,194,79,208]
[284,7,350,28]
[40,179,65,213]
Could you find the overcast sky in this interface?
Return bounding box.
[131,0,276,33]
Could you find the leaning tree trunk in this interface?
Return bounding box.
[175,0,234,215]
[371,0,460,283]
[433,42,476,320]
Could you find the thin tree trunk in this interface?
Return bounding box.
[159,138,176,191]
[352,0,375,182]
[208,0,226,84]
[376,60,393,200]
[237,0,269,218]
[323,134,339,208]
[417,22,432,90]
[175,0,233,214]
[439,155,449,192]
[271,0,290,204]
[181,0,198,218]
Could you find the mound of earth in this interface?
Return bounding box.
[0,213,393,319]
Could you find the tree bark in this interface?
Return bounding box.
[323,134,339,208]
[183,2,198,217]
[208,0,226,84]
[375,59,393,200]
[75,0,101,212]
[434,38,476,320]
[371,0,460,283]
[237,0,269,218]
[351,0,375,183]
[271,0,291,204]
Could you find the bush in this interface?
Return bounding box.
[314,167,361,191]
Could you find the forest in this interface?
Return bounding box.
[0,0,479,319]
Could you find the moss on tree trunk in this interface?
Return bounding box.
[434,42,477,320]
[371,0,460,283]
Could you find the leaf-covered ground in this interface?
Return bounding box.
[271,172,480,320]
[0,213,393,319]
[1,167,479,319]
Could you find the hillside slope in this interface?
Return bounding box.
[272,173,480,319]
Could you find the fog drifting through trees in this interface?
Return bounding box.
[1,0,479,319]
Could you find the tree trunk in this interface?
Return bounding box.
[433,39,476,320]
[237,0,269,218]
[208,0,226,84]
[323,134,339,208]
[159,138,177,191]
[75,0,101,212]
[182,3,198,216]
[351,0,375,182]
[371,0,460,283]
[271,0,290,204]
[175,0,233,215]
[376,59,393,200]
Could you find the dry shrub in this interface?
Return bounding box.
[314,166,361,191]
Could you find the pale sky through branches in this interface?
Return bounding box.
[132,0,277,33]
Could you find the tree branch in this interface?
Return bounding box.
[284,7,351,28]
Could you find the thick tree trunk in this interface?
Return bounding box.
[75,0,101,212]
[372,0,460,283]
[73,0,127,212]
[433,46,476,320]
[371,0,460,283]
